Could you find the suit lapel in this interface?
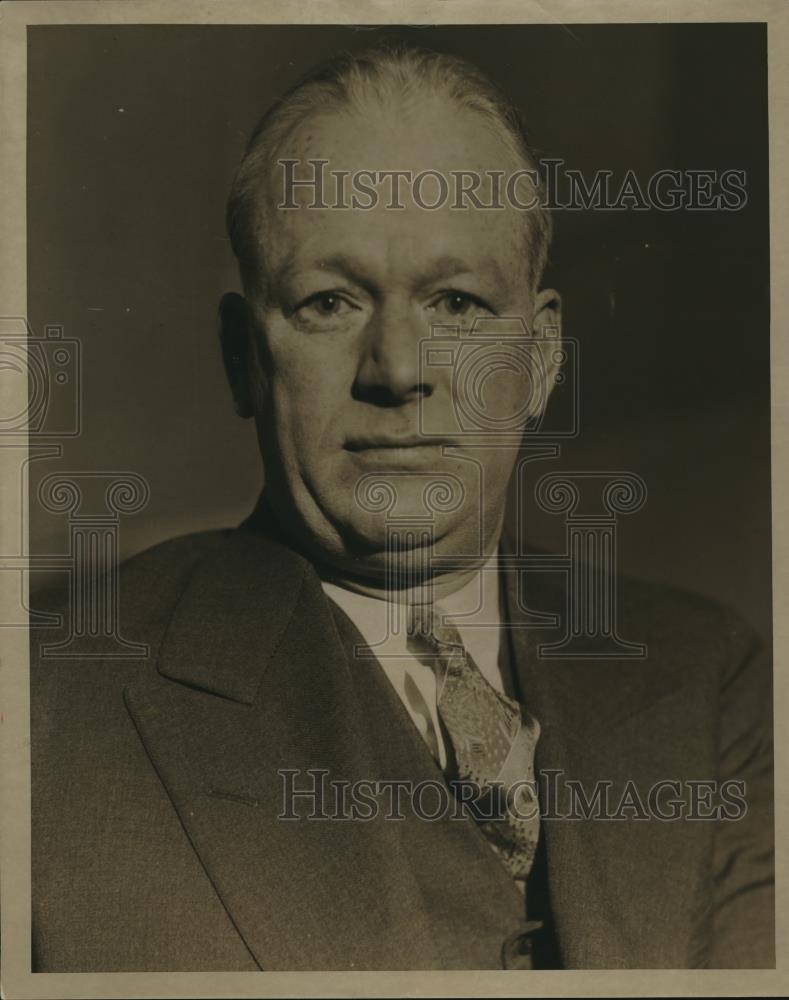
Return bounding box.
[501,550,710,968]
[124,527,432,969]
[124,519,706,969]
[124,525,525,970]
[328,601,530,967]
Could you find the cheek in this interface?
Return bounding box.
[261,332,351,450]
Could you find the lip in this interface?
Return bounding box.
[343,435,461,470]
[344,435,459,451]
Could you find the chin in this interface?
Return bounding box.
[317,501,489,580]
[336,467,471,532]
[278,465,502,580]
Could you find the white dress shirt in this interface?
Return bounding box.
[322,553,504,768]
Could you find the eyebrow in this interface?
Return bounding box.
[272,251,506,291]
[268,251,373,295]
[414,255,506,289]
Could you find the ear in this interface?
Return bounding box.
[218,292,257,419]
[532,287,563,410]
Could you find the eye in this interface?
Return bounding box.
[299,291,346,316]
[431,291,492,318]
[290,290,362,329]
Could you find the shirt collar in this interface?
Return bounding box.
[321,551,501,662]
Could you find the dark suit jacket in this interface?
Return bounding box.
[30,519,774,970]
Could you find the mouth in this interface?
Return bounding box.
[344,435,459,452]
[343,435,461,467]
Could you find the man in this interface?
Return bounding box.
[31,44,773,971]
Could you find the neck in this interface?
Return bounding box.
[246,491,505,603]
[320,564,484,604]
[317,534,502,604]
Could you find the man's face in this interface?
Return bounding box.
[228,97,560,582]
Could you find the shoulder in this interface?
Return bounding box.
[615,572,760,668]
[116,529,232,619]
[29,529,235,735]
[29,523,309,696]
[520,549,763,689]
[32,528,230,631]
[607,573,767,718]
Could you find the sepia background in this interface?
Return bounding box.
[25,22,771,643]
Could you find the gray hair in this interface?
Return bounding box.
[226,43,553,293]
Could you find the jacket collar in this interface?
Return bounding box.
[138,508,697,969]
[157,508,686,724]
[156,517,310,704]
[129,510,531,970]
[498,523,698,969]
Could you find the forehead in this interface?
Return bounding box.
[255,98,530,287]
[287,94,515,174]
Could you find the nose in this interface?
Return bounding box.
[353,300,434,406]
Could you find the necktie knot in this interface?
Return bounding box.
[407,602,463,653]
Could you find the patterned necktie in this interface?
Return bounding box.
[407,602,541,879]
